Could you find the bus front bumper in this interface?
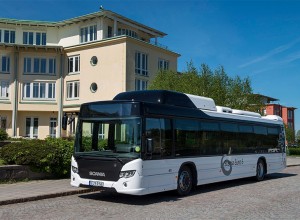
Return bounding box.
[71,172,148,196]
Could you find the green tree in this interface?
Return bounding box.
[210,66,229,106]
[296,130,300,146]
[285,125,295,146]
[149,62,263,112]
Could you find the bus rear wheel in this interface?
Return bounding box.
[256,159,266,181]
[177,166,193,196]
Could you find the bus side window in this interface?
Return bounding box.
[161,119,172,158]
[174,119,200,156]
[145,118,172,159]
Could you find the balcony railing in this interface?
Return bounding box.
[107,34,169,50]
[149,39,168,50]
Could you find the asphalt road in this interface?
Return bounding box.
[0,166,299,220]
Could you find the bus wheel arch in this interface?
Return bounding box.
[177,162,197,196]
[256,157,267,181]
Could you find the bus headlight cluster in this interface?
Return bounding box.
[72,166,78,173]
[119,170,136,178]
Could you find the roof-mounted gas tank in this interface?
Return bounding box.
[185,94,217,111]
[114,90,196,108]
[113,90,217,111]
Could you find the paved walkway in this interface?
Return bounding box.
[0,179,97,205]
[0,156,299,206]
[286,156,300,166]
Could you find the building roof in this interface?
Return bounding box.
[0,9,166,38]
[253,94,279,103]
[0,18,57,27]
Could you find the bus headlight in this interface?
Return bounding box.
[119,170,136,178]
[72,166,78,173]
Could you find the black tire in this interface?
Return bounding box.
[256,159,266,181]
[177,166,193,196]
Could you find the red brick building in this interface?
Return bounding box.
[258,94,297,132]
[265,104,297,131]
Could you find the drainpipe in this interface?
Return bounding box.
[57,49,64,138]
[12,48,19,137]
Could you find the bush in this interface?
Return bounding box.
[0,129,8,141]
[0,138,74,178]
[288,147,300,156]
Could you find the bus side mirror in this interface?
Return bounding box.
[146,138,153,153]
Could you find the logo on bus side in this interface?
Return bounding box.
[221,156,244,176]
[89,171,106,177]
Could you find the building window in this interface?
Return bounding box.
[23,32,34,45]
[26,117,38,138]
[158,59,169,70]
[33,58,47,74]
[1,56,10,73]
[107,26,112,38]
[48,83,55,99]
[24,58,32,73]
[274,107,281,116]
[288,110,293,120]
[67,81,80,99]
[135,79,148,91]
[0,81,9,98]
[23,32,46,45]
[49,58,56,74]
[0,116,7,130]
[90,82,98,93]
[3,30,15,43]
[68,55,80,74]
[118,28,138,38]
[23,82,56,100]
[89,25,97,41]
[80,25,97,43]
[135,52,148,76]
[24,57,56,75]
[90,56,98,66]
[36,32,47,45]
[49,117,57,138]
[80,27,88,43]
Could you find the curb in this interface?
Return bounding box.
[0,188,99,206]
[287,164,300,167]
[0,164,299,206]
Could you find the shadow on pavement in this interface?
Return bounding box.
[79,190,181,205]
[196,172,297,195]
[78,172,297,205]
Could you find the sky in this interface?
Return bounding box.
[1,0,299,131]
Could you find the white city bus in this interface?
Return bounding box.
[71,90,286,196]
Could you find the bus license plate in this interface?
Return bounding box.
[89,180,104,187]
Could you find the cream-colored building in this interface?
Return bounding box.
[0,9,179,139]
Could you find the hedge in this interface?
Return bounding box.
[0,129,8,141]
[0,137,74,178]
[288,147,300,156]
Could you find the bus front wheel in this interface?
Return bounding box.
[177,166,193,196]
[256,159,266,181]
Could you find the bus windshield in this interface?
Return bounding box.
[75,117,141,158]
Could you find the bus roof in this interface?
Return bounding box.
[113,90,283,125]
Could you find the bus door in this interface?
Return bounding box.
[143,118,175,192]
